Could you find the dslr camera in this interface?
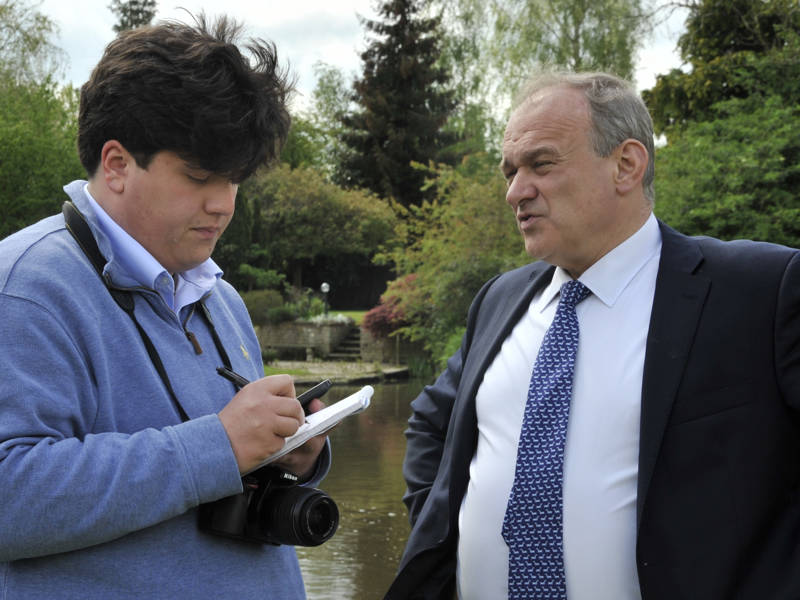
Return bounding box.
[198,465,339,546]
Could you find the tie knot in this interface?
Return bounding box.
[559,280,590,309]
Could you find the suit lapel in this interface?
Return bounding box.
[459,264,555,405]
[636,222,709,529]
[445,237,706,530]
[440,262,555,521]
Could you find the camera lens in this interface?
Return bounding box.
[304,495,338,540]
[261,486,340,546]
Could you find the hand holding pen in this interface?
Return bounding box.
[216,369,332,475]
[216,366,332,415]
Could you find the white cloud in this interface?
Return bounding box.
[39,0,376,105]
[635,3,689,91]
[39,0,686,107]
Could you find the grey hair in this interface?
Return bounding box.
[514,71,655,203]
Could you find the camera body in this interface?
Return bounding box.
[198,465,339,546]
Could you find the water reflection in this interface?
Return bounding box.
[297,379,426,600]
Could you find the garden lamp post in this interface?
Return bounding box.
[320,282,330,315]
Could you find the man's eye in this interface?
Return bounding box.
[187,173,210,184]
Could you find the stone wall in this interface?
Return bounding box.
[254,321,352,359]
[360,328,425,365]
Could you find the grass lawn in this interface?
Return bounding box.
[263,364,313,376]
[337,310,366,325]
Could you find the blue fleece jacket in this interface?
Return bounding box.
[0,181,324,598]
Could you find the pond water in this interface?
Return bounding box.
[296,378,427,600]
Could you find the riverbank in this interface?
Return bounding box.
[270,360,409,386]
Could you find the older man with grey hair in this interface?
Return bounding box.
[386,71,800,600]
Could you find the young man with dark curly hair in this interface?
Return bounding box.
[0,14,328,599]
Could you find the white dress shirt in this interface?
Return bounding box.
[457,213,662,599]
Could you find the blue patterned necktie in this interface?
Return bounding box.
[502,279,591,599]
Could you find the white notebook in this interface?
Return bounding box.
[245,385,373,473]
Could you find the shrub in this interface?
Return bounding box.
[436,327,466,369]
[240,289,284,326]
[363,303,405,338]
[362,275,412,338]
[262,348,278,364]
[378,158,528,360]
[265,305,298,324]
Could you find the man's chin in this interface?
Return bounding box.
[522,237,547,260]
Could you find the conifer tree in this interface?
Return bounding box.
[338,0,456,208]
[109,0,157,33]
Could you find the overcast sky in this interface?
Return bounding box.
[38,0,688,112]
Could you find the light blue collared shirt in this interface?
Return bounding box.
[82,184,221,313]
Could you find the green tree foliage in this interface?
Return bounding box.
[424,1,504,160]
[430,0,652,114]
[654,95,800,246]
[644,0,800,249]
[375,155,529,363]
[0,79,84,239]
[677,0,798,62]
[338,0,457,208]
[283,64,355,179]
[306,62,352,179]
[0,1,82,240]
[644,0,800,134]
[109,0,157,33]
[280,114,326,171]
[0,0,64,83]
[492,0,650,83]
[214,163,397,293]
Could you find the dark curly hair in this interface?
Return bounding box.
[78,13,293,182]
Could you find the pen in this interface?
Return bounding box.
[216,366,250,389]
[216,367,332,415]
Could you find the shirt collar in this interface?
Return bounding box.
[82,184,222,311]
[536,213,662,312]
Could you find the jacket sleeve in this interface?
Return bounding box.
[401,274,500,526]
[402,348,465,525]
[0,294,243,561]
[775,250,800,408]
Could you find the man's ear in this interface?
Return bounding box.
[613,138,648,196]
[98,140,132,194]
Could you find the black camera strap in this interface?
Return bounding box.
[62,200,238,423]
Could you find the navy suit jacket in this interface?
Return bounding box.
[386,222,800,599]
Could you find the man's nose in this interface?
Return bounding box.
[506,171,538,209]
[206,181,238,215]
